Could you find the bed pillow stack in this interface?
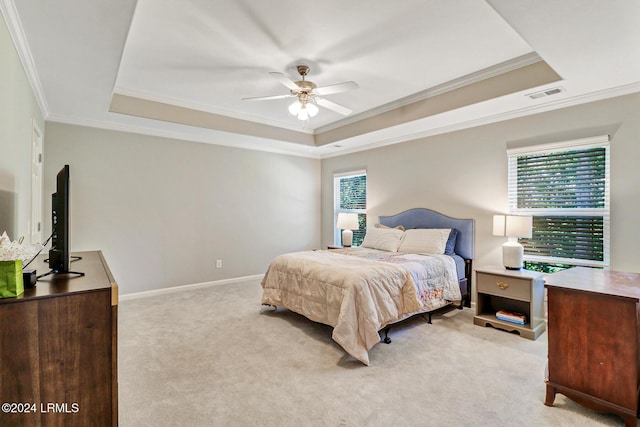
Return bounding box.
[360,227,405,252]
[360,226,455,254]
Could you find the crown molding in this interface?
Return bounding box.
[319,80,640,159]
[315,52,543,134]
[112,87,314,135]
[0,0,49,117]
[115,53,543,139]
[45,113,322,159]
[45,79,640,161]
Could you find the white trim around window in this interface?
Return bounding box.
[507,135,610,268]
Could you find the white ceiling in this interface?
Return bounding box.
[4,0,640,158]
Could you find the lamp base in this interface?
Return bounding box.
[342,229,353,247]
[502,240,524,270]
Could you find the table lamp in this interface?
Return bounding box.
[493,214,533,270]
[337,213,359,247]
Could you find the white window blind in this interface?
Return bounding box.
[333,170,367,246]
[507,135,610,268]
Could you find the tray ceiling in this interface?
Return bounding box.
[5,0,640,157]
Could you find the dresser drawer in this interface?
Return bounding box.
[476,272,531,301]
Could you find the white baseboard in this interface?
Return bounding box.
[119,274,264,301]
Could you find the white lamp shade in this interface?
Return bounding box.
[493,215,506,236]
[493,215,532,238]
[506,215,532,238]
[337,213,359,230]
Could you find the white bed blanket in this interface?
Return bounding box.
[260,249,460,365]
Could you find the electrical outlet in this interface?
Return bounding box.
[216,260,222,268]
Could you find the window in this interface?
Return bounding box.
[334,170,367,246]
[507,136,610,272]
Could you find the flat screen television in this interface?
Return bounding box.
[39,164,83,278]
[49,165,70,272]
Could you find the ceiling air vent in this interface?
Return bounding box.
[526,86,565,100]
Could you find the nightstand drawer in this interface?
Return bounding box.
[477,273,531,301]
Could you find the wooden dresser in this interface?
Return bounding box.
[0,251,118,427]
[544,267,640,427]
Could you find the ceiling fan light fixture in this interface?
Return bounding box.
[297,108,309,121]
[288,100,302,116]
[289,99,319,120]
[306,102,319,117]
[246,65,357,120]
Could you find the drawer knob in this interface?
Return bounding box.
[496,282,509,290]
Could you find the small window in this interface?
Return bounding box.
[333,171,366,246]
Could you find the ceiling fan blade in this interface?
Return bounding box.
[242,94,295,101]
[314,81,359,96]
[269,72,300,91]
[315,97,352,115]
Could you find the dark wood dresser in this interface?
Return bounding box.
[0,251,118,427]
[544,267,640,427]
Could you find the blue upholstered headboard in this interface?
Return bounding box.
[378,208,475,260]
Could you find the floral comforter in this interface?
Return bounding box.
[260,247,460,365]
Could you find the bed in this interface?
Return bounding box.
[261,208,474,365]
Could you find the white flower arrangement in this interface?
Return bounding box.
[0,232,43,263]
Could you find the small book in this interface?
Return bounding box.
[496,309,527,324]
[497,315,525,325]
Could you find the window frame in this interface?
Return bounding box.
[333,170,367,247]
[507,135,610,268]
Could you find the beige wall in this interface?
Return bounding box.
[0,14,44,239]
[322,92,640,274]
[6,9,640,296]
[42,91,640,296]
[44,123,321,294]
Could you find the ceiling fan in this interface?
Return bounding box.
[242,65,359,120]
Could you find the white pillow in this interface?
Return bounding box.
[360,227,405,252]
[398,228,451,254]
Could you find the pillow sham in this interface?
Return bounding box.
[444,228,459,255]
[360,227,405,252]
[398,228,451,254]
[374,223,406,231]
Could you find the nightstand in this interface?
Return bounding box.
[473,266,545,340]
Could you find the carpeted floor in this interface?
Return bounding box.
[118,278,623,426]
